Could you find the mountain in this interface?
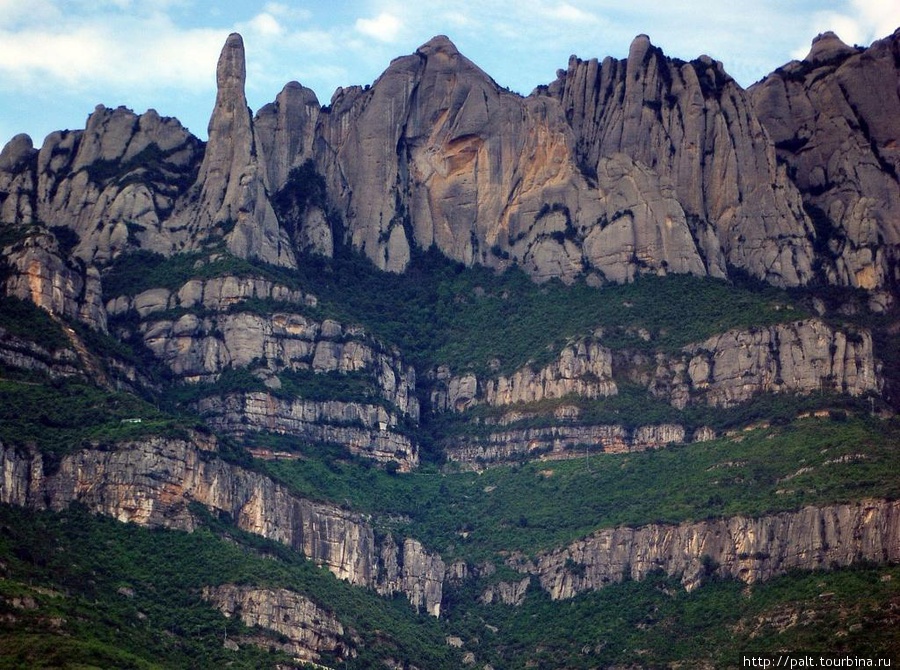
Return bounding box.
[0,30,898,668]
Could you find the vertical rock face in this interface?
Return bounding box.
[203,585,355,662]
[443,423,688,468]
[101,257,421,469]
[3,231,106,331]
[517,499,900,599]
[0,437,443,616]
[135,306,418,415]
[0,134,38,224]
[430,339,617,413]
[198,393,419,471]
[750,29,900,299]
[378,535,446,616]
[170,33,295,267]
[254,81,322,194]
[0,108,202,265]
[482,340,617,406]
[545,35,815,287]
[3,30,900,295]
[312,35,728,283]
[317,35,595,275]
[583,154,716,282]
[651,319,880,408]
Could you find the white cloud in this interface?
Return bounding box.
[243,12,283,38]
[543,2,599,24]
[263,2,312,22]
[355,12,403,43]
[0,7,226,94]
[792,0,900,59]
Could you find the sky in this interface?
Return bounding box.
[1,0,898,147]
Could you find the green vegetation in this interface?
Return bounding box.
[165,366,266,406]
[0,379,189,462]
[259,415,900,562]
[441,386,879,436]
[164,367,382,409]
[101,249,298,296]
[442,565,900,668]
[0,503,457,669]
[0,221,41,250]
[0,296,71,352]
[0,503,895,669]
[3,232,897,667]
[102,245,807,378]
[278,368,378,403]
[285,247,808,376]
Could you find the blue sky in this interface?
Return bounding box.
[1,1,898,147]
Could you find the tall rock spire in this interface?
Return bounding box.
[174,33,296,267]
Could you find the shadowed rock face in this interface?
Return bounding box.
[750,29,900,300]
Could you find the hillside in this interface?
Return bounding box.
[0,28,898,669]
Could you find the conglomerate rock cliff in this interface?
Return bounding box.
[0,28,898,638]
[435,317,878,468]
[202,584,357,663]
[444,422,690,468]
[514,499,900,599]
[0,107,202,266]
[168,33,296,267]
[0,436,444,616]
[3,30,899,296]
[430,339,617,413]
[198,392,418,470]
[750,29,900,303]
[650,318,880,408]
[104,270,421,468]
[543,35,815,287]
[2,435,896,618]
[2,230,106,331]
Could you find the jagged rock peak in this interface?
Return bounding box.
[804,31,856,63]
[168,30,296,267]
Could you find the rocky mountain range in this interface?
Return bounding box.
[0,28,899,668]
